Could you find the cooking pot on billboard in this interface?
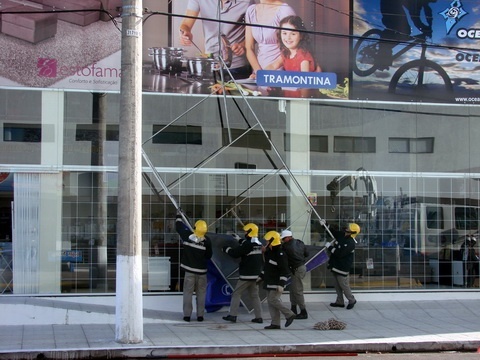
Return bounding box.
[186,57,220,80]
[148,47,184,74]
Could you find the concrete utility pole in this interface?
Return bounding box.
[115,0,143,343]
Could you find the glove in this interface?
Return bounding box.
[189,234,199,243]
[232,233,241,241]
[276,285,284,293]
[222,246,230,253]
[256,277,262,284]
[319,219,326,227]
[325,242,332,249]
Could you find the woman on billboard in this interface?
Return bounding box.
[245,0,296,79]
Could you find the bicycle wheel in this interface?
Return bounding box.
[352,29,383,77]
[388,59,453,102]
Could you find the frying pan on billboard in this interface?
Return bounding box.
[0,1,478,103]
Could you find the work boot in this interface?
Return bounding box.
[296,309,308,320]
[222,315,237,323]
[346,300,357,310]
[290,305,298,315]
[264,324,280,330]
[285,314,295,328]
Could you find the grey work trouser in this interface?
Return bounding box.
[183,272,207,317]
[229,279,263,319]
[266,289,295,327]
[289,264,306,310]
[332,272,355,305]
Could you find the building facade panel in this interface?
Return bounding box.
[1,88,479,295]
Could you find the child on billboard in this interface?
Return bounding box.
[266,15,321,97]
[268,15,320,72]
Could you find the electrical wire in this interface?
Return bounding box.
[0,8,121,31]
[1,4,477,53]
[143,9,480,54]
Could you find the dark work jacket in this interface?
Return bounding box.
[282,238,309,271]
[259,245,291,290]
[224,236,264,281]
[175,217,212,275]
[327,230,355,276]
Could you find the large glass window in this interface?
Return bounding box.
[2,90,480,294]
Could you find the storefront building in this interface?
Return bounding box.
[0,0,480,297]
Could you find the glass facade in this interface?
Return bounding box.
[0,88,479,294]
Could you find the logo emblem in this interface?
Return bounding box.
[439,0,468,35]
[222,284,233,296]
[37,58,57,78]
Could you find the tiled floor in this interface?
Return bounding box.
[0,296,479,359]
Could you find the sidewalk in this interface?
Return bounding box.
[0,292,479,359]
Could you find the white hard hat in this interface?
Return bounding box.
[280,230,293,239]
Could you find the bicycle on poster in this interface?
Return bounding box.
[353,29,453,101]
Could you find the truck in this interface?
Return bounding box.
[325,169,479,286]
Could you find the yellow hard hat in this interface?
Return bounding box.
[243,223,259,237]
[194,220,207,238]
[347,223,360,238]
[264,231,281,246]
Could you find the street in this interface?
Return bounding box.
[197,353,480,360]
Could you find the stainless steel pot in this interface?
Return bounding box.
[186,57,220,80]
[148,47,184,74]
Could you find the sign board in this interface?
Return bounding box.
[0,1,478,103]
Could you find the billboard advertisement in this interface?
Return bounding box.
[143,0,350,100]
[1,1,479,104]
[0,1,122,92]
[351,0,480,104]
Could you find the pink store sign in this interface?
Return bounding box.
[0,0,121,92]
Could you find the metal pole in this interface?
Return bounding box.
[93,93,108,292]
[141,149,193,231]
[115,0,143,344]
[231,90,335,240]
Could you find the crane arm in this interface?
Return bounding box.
[326,167,377,213]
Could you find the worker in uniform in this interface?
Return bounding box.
[222,223,264,323]
[462,235,479,288]
[326,223,360,310]
[258,231,296,329]
[280,229,309,319]
[176,214,213,322]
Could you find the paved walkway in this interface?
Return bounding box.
[0,292,479,359]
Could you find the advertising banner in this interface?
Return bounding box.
[351,0,480,104]
[1,1,478,104]
[0,0,121,92]
[142,0,350,100]
[0,1,350,99]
